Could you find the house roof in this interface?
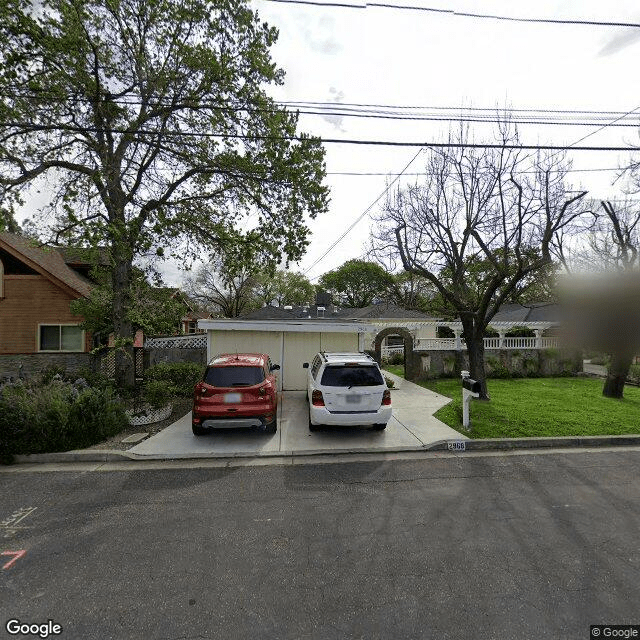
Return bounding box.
[0,232,91,297]
[54,245,110,267]
[240,305,300,320]
[336,303,437,320]
[199,318,375,333]
[491,302,561,324]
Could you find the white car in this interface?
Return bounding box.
[303,352,392,431]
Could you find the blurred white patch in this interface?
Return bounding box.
[599,29,640,56]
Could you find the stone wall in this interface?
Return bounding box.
[0,353,93,380]
[405,348,582,380]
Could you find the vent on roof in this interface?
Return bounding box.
[317,306,325,318]
[284,305,293,310]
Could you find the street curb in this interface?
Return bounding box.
[6,434,640,465]
[12,450,138,464]
[425,434,640,451]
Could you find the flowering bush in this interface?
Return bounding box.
[0,374,126,463]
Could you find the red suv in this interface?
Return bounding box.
[192,353,280,436]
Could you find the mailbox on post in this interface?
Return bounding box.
[461,370,480,429]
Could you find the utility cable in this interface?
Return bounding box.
[302,148,424,277]
[262,0,640,30]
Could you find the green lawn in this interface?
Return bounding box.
[385,373,640,439]
[384,364,404,378]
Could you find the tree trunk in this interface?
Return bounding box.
[602,350,633,399]
[463,320,490,400]
[112,250,135,389]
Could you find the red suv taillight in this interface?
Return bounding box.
[381,389,391,406]
[312,390,325,406]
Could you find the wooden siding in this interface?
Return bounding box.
[0,275,88,354]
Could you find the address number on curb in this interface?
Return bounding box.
[447,441,466,451]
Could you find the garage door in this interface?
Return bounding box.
[207,329,362,392]
[208,330,282,368]
[283,332,320,390]
[282,331,360,391]
[320,332,359,353]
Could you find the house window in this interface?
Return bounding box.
[39,325,85,352]
[187,321,197,334]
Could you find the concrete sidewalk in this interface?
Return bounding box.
[127,371,464,459]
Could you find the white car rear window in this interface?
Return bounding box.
[320,365,383,387]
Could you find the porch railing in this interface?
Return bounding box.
[384,337,561,352]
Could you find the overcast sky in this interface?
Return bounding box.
[17,0,640,286]
[252,0,640,284]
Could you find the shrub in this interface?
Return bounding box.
[486,356,510,379]
[383,351,404,366]
[144,362,204,397]
[505,325,535,338]
[142,380,173,408]
[0,376,127,463]
[628,364,640,384]
[384,375,395,389]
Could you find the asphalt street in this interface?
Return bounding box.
[1,450,639,640]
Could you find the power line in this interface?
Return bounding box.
[302,148,424,278]
[262,0,640,29]
[3,88,640,122]
[301,104,640,275]
[282,101,638,116]
[326,166,623,177]
[2,121,637,149]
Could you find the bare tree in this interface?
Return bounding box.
[184,260,260,319]
[374,125,588,399]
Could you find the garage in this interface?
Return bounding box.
[198,319,374,391]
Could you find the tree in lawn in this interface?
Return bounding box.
[318,259,394,308]
[0,0,328,387]
[374,128,588,399]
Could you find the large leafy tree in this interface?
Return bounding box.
[0,0,328,386]
[70,268,187,343]
[374,125,588,399]
[384,271,434,311]
[319,259,394,308]
[254,270,315,307]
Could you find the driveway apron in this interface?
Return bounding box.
[128,371,466,459]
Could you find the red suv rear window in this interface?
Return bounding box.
[204,366,265,387]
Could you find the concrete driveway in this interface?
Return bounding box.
[128,371,466,459]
